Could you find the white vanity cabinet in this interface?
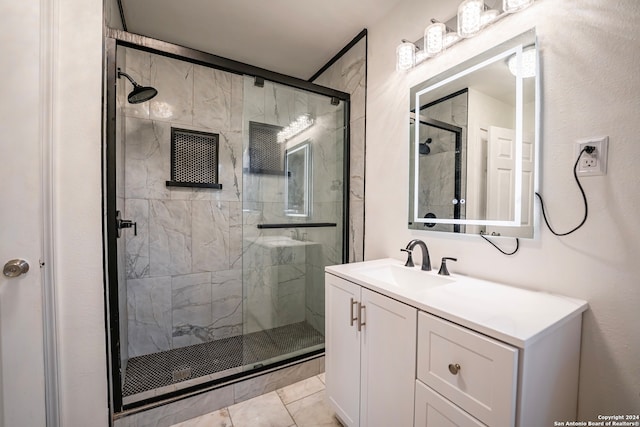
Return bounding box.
[325,273,417,427]
[325,258,588,427]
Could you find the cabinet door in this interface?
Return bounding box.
[415,380,486,427]
[325,274,361,427]
[360,288,417,427]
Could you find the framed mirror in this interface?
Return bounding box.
[284,140,311,217]
[409,29,538,238]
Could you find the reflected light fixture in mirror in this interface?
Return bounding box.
[508,45,537,77]
[277,114,314,143]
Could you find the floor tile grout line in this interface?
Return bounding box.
[280,390,298,427]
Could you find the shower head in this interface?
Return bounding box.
[419,138,432,155]
[419,143,431,155]
[117,68,158,104]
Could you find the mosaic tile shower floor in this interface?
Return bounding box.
[123,321,324,398]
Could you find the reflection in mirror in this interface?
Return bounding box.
[409,29,537,238]
[285,140,311,217]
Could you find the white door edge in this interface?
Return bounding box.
[39,0,61,423]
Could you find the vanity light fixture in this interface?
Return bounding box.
[396,0,534,71]
[396,40,417,71]
[425,22,446,56]
[503,0,534,13]
[457,0,484,38]
[277,114,314,143]
[508,45,537,77]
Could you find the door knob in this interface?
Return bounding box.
[3,259,30,278]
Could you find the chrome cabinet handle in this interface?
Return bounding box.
[448,363,461,375]
[3,259,30,278]
[357,303,366,332]
[350,298,358,326]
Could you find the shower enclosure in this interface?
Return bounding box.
[105,35,349,411]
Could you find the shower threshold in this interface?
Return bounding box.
[122,321,324,405]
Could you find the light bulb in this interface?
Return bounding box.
[424,22,446,57]
[396,42,416,71]
[503,0,534,13]
[458,0,484,38]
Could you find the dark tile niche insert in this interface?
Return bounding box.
[166,127,222,189]
[246,121,284,175]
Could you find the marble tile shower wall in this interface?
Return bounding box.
[122,47,245,358]
[311,37,366,263]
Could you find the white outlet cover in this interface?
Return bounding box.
[576,136,608,177]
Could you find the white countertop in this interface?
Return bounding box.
[325,258,588,348]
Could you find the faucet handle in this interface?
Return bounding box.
[400,248,415,267]
[438,257,457,276]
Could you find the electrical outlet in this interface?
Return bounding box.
[576,136,608,177]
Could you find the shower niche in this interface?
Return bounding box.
[106,41,349,411]
[165,127,222,189]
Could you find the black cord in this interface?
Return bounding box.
[479,231,520,255]
[535,147,592,236]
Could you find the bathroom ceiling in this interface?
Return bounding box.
[118,0,405,80]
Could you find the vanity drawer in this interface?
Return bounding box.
[417,312,518,427]
[415,380,486,427]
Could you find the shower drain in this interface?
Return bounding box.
[172,367,192,382]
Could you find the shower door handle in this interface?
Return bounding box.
[116,210,137,238]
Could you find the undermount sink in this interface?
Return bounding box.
[352,263,455,292]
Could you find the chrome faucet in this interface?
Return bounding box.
[400,239,431,271]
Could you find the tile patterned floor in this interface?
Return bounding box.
[171,373,343,427]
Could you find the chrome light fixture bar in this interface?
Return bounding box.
[396,0,534,71]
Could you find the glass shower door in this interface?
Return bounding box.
[241,76,346,370]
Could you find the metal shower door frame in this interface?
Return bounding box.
[103,31,350,415]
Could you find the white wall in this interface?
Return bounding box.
[366,0,640,418]
[54,0,109,425]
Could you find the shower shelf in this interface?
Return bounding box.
[165,181,222,189]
